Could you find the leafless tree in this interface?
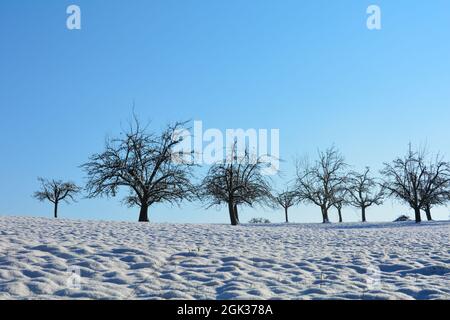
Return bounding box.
[332,188,348,223]
[201,143,273,226]
[381,145,450,223]
[273,188,299,223]
[346,167,384,222]
[33,178,80,218]
[296,146,347,223]
[419,155,450,221]
[82,117,197,222]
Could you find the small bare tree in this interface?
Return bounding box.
[346,167,384,222]
[332,188,348,223]
[33,178,80,218]
[201,143,273,226]
[273,189,299,223]
[296,146,347,223]
[82,117,197,222]
[381,145,450,223]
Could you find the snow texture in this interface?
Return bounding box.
[0,216,449,300]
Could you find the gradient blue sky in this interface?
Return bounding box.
[1,0,449,223]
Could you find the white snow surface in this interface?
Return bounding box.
[0,216,449,300]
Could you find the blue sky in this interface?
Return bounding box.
[1,0,449,223]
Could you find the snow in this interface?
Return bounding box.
[0,216,449,300]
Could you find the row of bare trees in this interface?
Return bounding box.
[293,148,385,223]
[34,118,450,224]
[276,146,450,224]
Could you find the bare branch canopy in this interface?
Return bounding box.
[82,117,197,222]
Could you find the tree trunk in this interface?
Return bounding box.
[285,207,289,223]
[228,201,238,226]
[321,206,329,223]
[54,201,58,219]
[138,203,149,222]
[424,205,432,221]
[361,206,366,223]
[337,208,342,223]
[233,204,240,224]
[414,207,422,223]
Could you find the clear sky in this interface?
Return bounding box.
[1,0,449,223]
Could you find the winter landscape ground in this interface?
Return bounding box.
[0,216,449,300]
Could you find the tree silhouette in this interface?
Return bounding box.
[82,117,197,222]
[296,146,347,223]
[273,189,299,223]
[201,142,272,225]
[332,188,349,223]
[346,167,384,222]
[381,145,450,223]
[419,154,450,220]
[33,178,80,218]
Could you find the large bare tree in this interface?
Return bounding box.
[296,146,347,223]
[33,178,80,218]
[273,188,299,223]
[201,144,273,226]
[381,145,450,223]
[82,118,197,222]
[346,167,384,222]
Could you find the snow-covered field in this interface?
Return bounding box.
[0,216,449,300]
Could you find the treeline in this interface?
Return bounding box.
[34,118,450,225]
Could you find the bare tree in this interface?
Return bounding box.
[296,146,347,223]
[201,143,273,226]
[419,155,450,221]
[273,188,299,223]
[381,145,450,223]
[82,117,197,222]
[332,188,348,223]
[346,167,384,222]
[33,178,80,218]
